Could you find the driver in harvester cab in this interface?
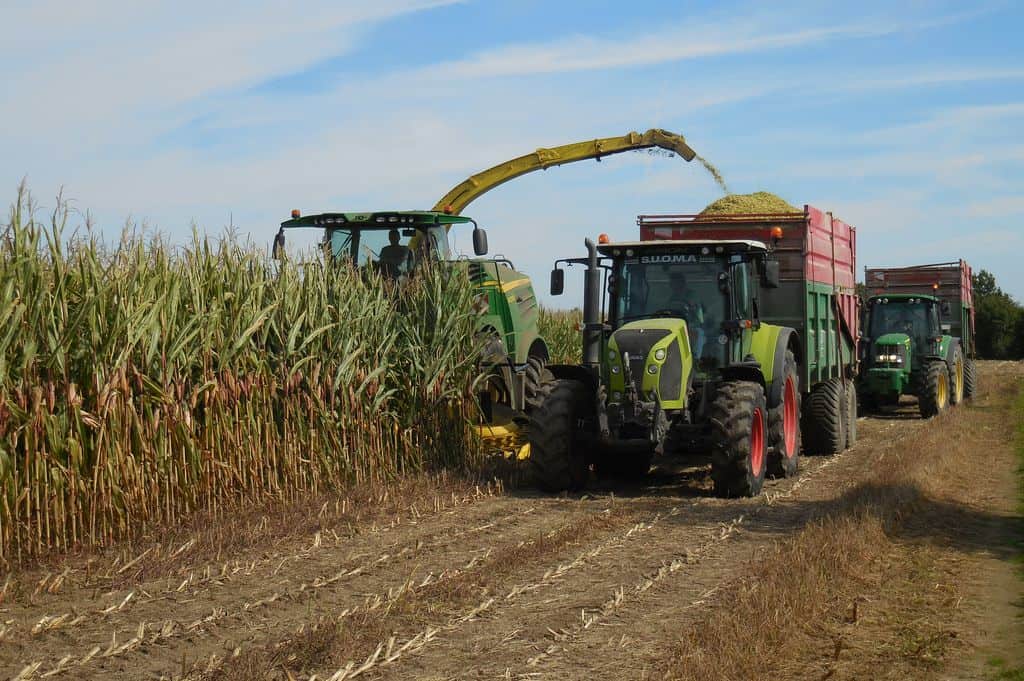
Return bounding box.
[650,268,705,358]
[378,229,412,277]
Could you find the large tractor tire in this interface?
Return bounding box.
[768,350,801,478]
[593,439,654,480]
[802,378,845,455]
[844,378,857,449]
[523,356,553,412]
[964,358,978,399]
[917,360,949,418]
[710,381,768,497]
[947,344,965,406]
[528,379,592,492]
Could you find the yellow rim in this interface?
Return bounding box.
[937,371,948,409]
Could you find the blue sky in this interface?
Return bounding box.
[3,0,1023,306]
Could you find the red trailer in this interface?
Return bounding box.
[638,205,859,390]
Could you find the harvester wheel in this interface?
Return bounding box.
[947,345,965,406]
[528,379,593,492]
[768,350,800,478]
[710,381,768,497]
[964,358,978,398]
[844,379,857,448]
[802,378,845,455]
[523,356,553,412]
[918,361,949,418]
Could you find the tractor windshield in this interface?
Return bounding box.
[325,226,450,276]
[868,298,941,340]
[612,254,729,362]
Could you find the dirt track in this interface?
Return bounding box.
[2,363,1021,680]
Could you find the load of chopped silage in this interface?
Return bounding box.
[698,191,799,216]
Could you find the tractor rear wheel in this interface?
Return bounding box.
[964,358,978,398]
[844,379,857,448]
[768,350,800,478]
[523,356,553,412]
[948,344,964,406]
[528,379,593,492]
[710,381,768,497]
[802,378,845,455]
[918,360,949,418]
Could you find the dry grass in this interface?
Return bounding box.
[660,366,1021,681]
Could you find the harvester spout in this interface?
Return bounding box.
[434,129,697,217]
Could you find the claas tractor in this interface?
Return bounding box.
[532,206,859,495]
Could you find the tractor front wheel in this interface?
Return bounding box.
[918,361,949,418]
[768,350,800,478]
[710,381,768,497]
[528,379,593,492]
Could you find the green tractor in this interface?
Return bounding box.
[272,210,551,420]
[860,262,976,418]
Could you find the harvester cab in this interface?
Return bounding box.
[860,261,975,418]
[273,210,548,422]
[536,235,791,497]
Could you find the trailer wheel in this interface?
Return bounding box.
[947,345,964,406]
[768,350,800,478]
[964,358,978,399]
[844,379,857,448]
[802,378,845,455]
[917,361,949,418]
[523,356,553,412]
[710,381,767,497]
[528,379,592,492]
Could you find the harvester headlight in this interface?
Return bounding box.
[654,348,666,361]
[612,391,622,400]
[608,349,617,360]
[611,365,620,374]
[647,364,658,374]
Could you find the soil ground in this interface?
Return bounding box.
[1,362,1021,681]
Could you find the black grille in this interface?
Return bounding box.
[614,328,671,394]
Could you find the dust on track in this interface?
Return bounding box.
[0,384,980,681]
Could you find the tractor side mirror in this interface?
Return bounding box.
[763,260,780,288]
[272,231,286,260]
[550,268,565,296]
[472,227,489,256]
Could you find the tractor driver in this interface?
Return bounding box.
[652,268,706,358]
[378,229,412,276]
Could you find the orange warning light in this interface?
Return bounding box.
[443,205,454,215]
[291,209,301,219]
[598,233,610,244]
[771,226,784,239]
[933,283,939,290]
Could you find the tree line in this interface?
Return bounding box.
[972,270,1024,360]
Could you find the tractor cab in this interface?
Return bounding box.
[273,210,488,278]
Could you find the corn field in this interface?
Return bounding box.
[538,307,582,365]
[0,185,482,563]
